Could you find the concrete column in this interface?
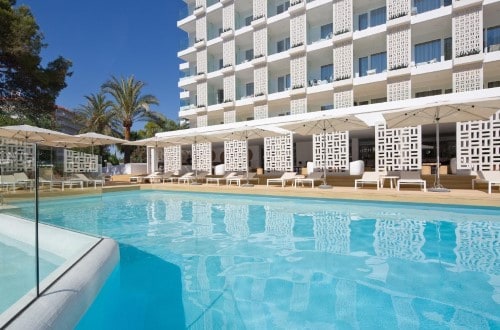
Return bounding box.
[351,138,359,161]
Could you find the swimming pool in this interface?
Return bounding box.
[12,191,500,328]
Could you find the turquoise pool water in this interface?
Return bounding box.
[13,191,500,329]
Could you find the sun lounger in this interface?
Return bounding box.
[71,173,104,188]
[0,175,18,192]
[354,172,381,190]
[206,172,238,185]
[267,172,299,188]
[168,172,195,184]
[294,172,323,188]
[472,170,500,194]
[227,172,259,186]
[13,172,35,191]
[397,171,426,192]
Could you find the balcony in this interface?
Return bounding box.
[251,15,267,29]
[251,54,267,66]
[221,64,235,75]
[253,92,268,104]
[220,28,234,40]
[289,84,306,97]
[222,99,235,109]
[332,30,353,44]
[220,0,232,4]
[453,0,484,11]
[387,64,410,78]
[196,105,207,113]
[386,12,410,29]
[454,49,484,66]
[194,38,206,50]
[289,42,306,57]
[193,5,206,17]
[288,0,306,15]
[195,72,207,82]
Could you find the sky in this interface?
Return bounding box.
[19,0,185,123]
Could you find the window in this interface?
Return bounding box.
[320,23,333,39]
[321,104,334,111]
[219,59,223,69]
[358,57,368,77]
[486,26,500,52]
[370,7,386,27]
[414,0,440,14]
[358,13,368,31]
[415,39,441,64]
[277,1,290,14]
[488,81,500,88]
[246,82,254,97]
[444,37,452,61]
[217,89,224,103]
[245,49,254,61]
[444,0,452,6]
[371,97,387,104]
[245,16,252,26]
[277,37,290,53]
[278,74,291,92]
[415,89,442,98]
[320,64,333,82]
[370,52,387,73]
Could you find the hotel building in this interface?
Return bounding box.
[171,0,500,176]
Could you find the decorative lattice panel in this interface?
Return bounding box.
[254,28,267,57]
[254,104,268,119]
[222,3,235,31]
[197,81,207,106]
[196,15,207,42]
[223,39,235,67]
[196,49,207,74]
[254,66,268,95]
[453,7,482,58]
[224,204,249,238]
[164,145,182,172]
[291,56,306,88]
[195,0,205,8]
[333,41,352,81]
[387,26,410,70]
[334,88,353,109]
[192,142,212,172]
[224,140,247,171]
[290,14,306,48]
[264,133,293,171]
[192,201,213,237]
[333,0,352,34]
[253,0,266,17]
[223,75,235,101]
[387,0,409,19]
[196,114,208,128]
[313,212,350,255]
[376,124,422,171]
[0,138,34,173]
[374,220,426,261]
[265,206,294,242]
[457,111,500,171]
[455,222,500,274]
[224,110,236,124]
[291,98,307,115]
[313,131,349,172]
[453,64,483,93]
[64,150,98,173]
[387,77,410,101]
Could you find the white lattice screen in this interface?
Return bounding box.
[387,26,410,70]
[64,150,98,173]
[192,142,212,172]
[0,138,34,173]
[333,0,352,34]
[373,220,425,261]
[313,131,349,172]
[333,41,352,80]
[223,40,235,67]
[291,98,307,115]
[224,140,247,171]
[254,66,268,95]
[254,104,268,119]
[375,124,422,171]
[223,75,235,101]
[456,111,500,171]
[291,56,306,88]
[224,204,249,238]
[313,212,350,254]
[253,28,267,57]
[222,3,234,30]
[196,16,206,42]
[253,0,266,17]
[197,114,208,128]
[387,0,410,18]
[334,88,353,109]
[453,64,483,93]
[453,6,482,58]
[195,0,205,8]
[387,78,411,101]
[164,145,182,172]
[197,81,207,106]
[264,133,293,171]
[224,110,236,124]
[290,14,305,47]
[196,49,207,74]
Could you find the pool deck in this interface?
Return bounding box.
[133,183,500,208]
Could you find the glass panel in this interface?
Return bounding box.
[358,13,368,31]
[286,74,290,89]
[246,82,254,96]
[278,76,285,92]
[415,39,441,64]
[245,16,252,26]
[359,57,368,77]
[320,64,333,82]
[370,7,386,27]
[321,23,333,39]
[444,0,452,6]
[321,104,334,110]
[245,49,254,61]
[414,0,441,14]
[487,26,500,51]
[370,52,387,73]
[444,37,452,60]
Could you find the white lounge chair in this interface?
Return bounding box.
[267,172,299,188]
[354,172,381,190]
[13,172,35,191]
[168,172,195,184]
[142,171,173,184]
[206,172,239,186]
[294,172,323,188]
[0,175,18,192]
[397,171,427,192]
[226,172,259,186]
[71,173,104,188]
[472,170,500,194]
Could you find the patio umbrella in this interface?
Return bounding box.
[73,132,127,154]
[206,124,291,187]
[281,113,369,189]
[0,124,78,296]
[383,92,500,192]
[125,136,178,148]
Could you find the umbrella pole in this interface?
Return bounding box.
[242,136,254,187]
[429,116,449,192]
[319,129,332,189]
[34,143,40,296]
[191,138,201,185]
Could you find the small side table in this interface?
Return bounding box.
[380,175,399,189]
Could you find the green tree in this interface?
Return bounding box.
[76,92,117,134]
[102,75,160,162]
[0,0,72,126]
[139,116,187,138]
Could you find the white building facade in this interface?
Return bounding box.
[170,0,500,175]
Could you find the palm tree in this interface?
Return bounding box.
[76,92,116,134]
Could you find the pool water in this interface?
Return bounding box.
[14,191,500,329]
